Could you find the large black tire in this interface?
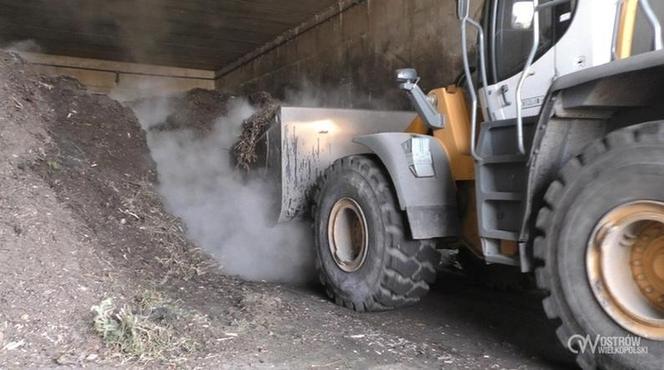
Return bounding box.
[535,122,664,369]
[312,155,439,311]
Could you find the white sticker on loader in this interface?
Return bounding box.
[402,136,435,178]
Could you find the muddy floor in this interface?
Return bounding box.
[0,51,574,369]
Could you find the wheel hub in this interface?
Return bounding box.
[328,197,368,272]
[587,201,664,340]
[630,224,664,312]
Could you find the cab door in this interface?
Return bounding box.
[481,0,574,121]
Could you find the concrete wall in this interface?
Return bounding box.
[18,52,215,100]
[215,0,483,110]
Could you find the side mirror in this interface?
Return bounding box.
[512,1,535,30]
[396,68,418,83]
[457,0,469,20]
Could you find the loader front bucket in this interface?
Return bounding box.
[252,106,416,223]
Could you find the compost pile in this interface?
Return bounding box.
[144,88,231,133]
[0,51,295,367]
[0,52,118,366]
[35,76,212,283]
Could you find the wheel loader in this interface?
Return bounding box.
[250,0,664,368]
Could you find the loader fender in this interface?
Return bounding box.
[519,49,664,244]
[353,132,458,239]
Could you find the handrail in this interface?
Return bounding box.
[490,0,500,83]
[611,0,625,60]
[612,0,662,60]
[459,0,496,161]
[639,0,663,51]
[468,18,498,119]
[515,0,540,155]
[460,2,482,161]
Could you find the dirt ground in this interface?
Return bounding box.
[0,51,574,369]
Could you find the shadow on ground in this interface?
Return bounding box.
[298,270,576,369]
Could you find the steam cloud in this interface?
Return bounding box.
[131,96,315,284]
[2,39,42,53]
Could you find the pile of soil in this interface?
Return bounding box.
[144,88,231,133]
[35,75,211,284]
[0,52,118,366]
[0,51,290,367]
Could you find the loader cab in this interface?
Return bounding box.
[456,0,633,267]
[482,0,575,86]
[472,0,664,122]
[455,0,664,266]
[475,0,577,121]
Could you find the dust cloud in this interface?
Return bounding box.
[283,79,396,110]
[131,96,315,284]
[2,39,42,53]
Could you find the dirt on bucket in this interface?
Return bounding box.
[231,92,280,171]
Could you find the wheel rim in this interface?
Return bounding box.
[587,201,664,340]
[328,197,368,272]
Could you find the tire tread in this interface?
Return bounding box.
[533,122,664,369]
[311,155,439,311]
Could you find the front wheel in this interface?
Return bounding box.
[312,155,439,312]
[535,123,664,369]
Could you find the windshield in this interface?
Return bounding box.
[485,0,575,84]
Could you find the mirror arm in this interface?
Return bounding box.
[400,80,445,129]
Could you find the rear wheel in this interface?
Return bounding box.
[312,155,439,311]
[535,122,664,369]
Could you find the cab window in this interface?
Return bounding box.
[486,0,575,84]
